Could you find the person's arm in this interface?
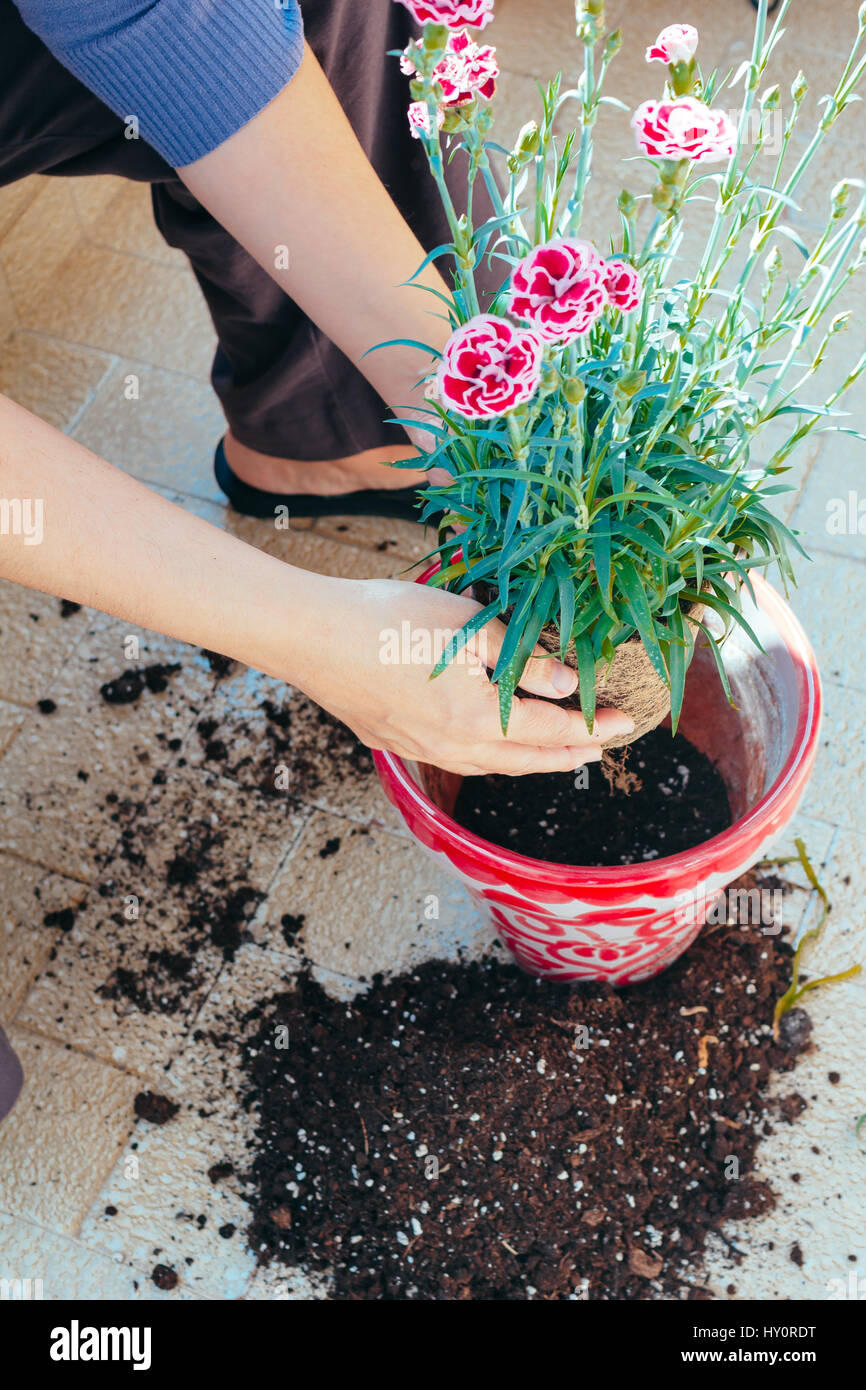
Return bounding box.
[0,396,632,775]
[178,43,455,447]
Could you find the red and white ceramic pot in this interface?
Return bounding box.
[374,568,822,986]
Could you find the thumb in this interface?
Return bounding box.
[473,621,578,700]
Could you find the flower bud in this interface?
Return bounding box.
[790,71,808,105]
[562,377,586,407]
[603,28,623,61]
[760,84,781,111]
[617,188,637,218]
[764,245,783,282]
[516,119,540,157]
[507,120,540,173]
[652,182,676,212]
[453,214,473,258]
[441,104,471,134]
[831,179,855,220]
[539,361,560,396]
[860,1,866,34]
[615,369,646,400]
[576,0,605,42]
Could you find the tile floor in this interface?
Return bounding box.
[0,0,863,1302]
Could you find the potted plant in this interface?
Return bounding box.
[373,0,861,981]
[389,0,864,738]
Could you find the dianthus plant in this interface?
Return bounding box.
[384,0,866,733]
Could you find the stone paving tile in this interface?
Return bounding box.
[84,182,187,268]
[0,174,45,241]
[19,241,215,378]
[0,620,214,881]
[0,854,89,1024]
[0,1027,140,1236]
[0,579,93,707]
[788,551,866,693]
[799,680,866,829]
[0,262,16,344]
[794,828,866,986]
[17,763,309,1076]
[0,698,24,756]
[313,510,436,566]
[700,983,866,1300]
[176,665,402,831]
[0,331,113,431]
[257,808,495,981]
[71,360,227,504]
[793,437,866,564]
[251,526,407,581]
[762,813,837,897]
[0,181,81,320]
[0,1212,199,1301]
[77,941,304,1298]
[244,1263,331,1300]
[68,176,129,233]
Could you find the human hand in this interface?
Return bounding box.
[294,577,634,776]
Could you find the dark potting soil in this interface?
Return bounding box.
[133,1091,180,1125]
[239,899,810,1301]
[452,726,732,867]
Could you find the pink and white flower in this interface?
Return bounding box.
[436,315,544,418]
[632,97,736,163]
[397,0,495,30]
[408,100,445,139]
[645,24,699,65]
[401,30,499,106]
[508,238,609,343]
[603,260,642,313]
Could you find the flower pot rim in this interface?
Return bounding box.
[373,567,822,888]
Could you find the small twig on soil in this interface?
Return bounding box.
[501,1239,519,1256]
[772,838,862,1037]
[359,1116,369,1156]
[681,1006,709,1017]
[697,1035,719,1070]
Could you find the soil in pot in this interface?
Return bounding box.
[238,886,810,1300]
[451,725,732,867]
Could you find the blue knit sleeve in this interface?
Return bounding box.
[12,1,305,167]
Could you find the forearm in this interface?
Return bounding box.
[0,394,336,680]
[179,43,452,439]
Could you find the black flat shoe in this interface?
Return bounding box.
[213,439,426,523]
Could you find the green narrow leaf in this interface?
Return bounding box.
[683,589,765,654]
[617,558,669,686]
[667,606,693,735]
[496,574,558,734]
[694,622,734,705]
[497,666,518,735]
[573,633,596,736]
[429,600,503,679]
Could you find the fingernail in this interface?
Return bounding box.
[551,663,577,695]
[609,714,635,736]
